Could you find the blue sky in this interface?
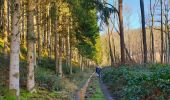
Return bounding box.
[100,0,150,34]
[123,0,150,29]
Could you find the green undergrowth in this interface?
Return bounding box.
[102,64,170,100]
[85,76,104,100]
[0,55,93,100]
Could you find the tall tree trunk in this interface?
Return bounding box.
[55,20,59,74]
[36,0,41,63]
[140,0,147,64]
[160,0,164,63]
[47,5,51,58]
[150,0,155,62]
[26,0,35,92]
[81,57,84,71]
[21,0,25,46]
[108,26,114,66]
[7,0,10,36]
[70,47,72,74]
[9,0,20,98]
[58,34,63,77]
[164,3,169,63]
[0,0,3,34]
[118,0,125,64]
[67,25,72,74]
[3,0,8,57]
[79,55,83,71]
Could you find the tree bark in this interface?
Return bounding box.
[67,25,72,74]
[118,0,125,64]
[150,0,155,62]
[140,0,147,64]
[9,0,20,98]
[58,34,63,77]
[160,0,164,63]
[36,0,41,62]
[3,0,8,57]
[26,0,35,92]
[108,26,114,66]
[55,20,59,74]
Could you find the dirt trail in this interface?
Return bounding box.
[99,79,115,100]
[99,67,115,100]
[74,67,115,100]
[74,72,95,100]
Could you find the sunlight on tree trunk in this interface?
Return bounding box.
[9,0,20,98]
[3,0,8,58]
[26,0,35,92]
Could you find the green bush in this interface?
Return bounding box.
[38,57,55,70]
[102,64,170,100]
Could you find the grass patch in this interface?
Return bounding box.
[86,76,104,100]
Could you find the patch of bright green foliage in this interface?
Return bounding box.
[102,64,170,100]
[87,76,104,100]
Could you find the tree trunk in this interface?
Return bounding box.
[160,0,164,63]
[140,0,147,64]
[55,20,59,74]
[47,5,51,58]
[9,0,20,98]
[26,0,35,92]
[67,25,72,74]
[3,0,8,57]
[118,0,125,64]
[81,57,84,71]
[36,0,41,63]
[58,34,63,77]
[150,0,155,62]
[21,0,25,46]
[70,47,72,74]
[108,27,114,66]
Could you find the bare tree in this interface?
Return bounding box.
[160,0,164,63]
[118,0,125,64]
[140,0,147,64]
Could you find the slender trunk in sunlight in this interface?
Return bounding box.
[9,0,20,98]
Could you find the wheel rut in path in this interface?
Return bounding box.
[74,72,95,100]
[74,69,115,100]
[99,79,115,100]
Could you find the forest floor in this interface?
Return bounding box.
[0,54,94,100]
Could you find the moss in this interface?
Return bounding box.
[3,89,18,100]
[13,72,19,78]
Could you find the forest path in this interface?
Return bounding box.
[99,77,115,100]
[99,67,115,100]
[74,72,95,100]
[74,67,115,100]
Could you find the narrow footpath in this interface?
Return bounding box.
[74,71,115,100]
